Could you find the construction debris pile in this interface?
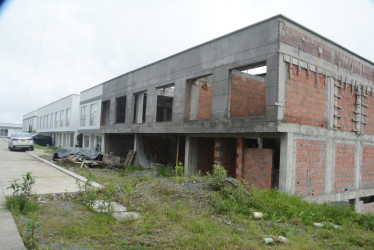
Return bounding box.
[52,147,136,168]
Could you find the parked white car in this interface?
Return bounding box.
[8,133,34,151]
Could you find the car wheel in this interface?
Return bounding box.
[30,147,34,151]
[9,147,13,151]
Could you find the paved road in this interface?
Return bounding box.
[0,138,80,196]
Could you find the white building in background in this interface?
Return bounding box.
[23,110,38,133]
[0,123,22,137]
[77,84,105,151]
[36,94,80,147]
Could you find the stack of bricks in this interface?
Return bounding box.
[230,70,266,118]
[361,145,374,189]
[241,148,274,189]
[285,66,327,127]
[198,85,212,120]
[213,138,237,177]
[334,143,355,193]
[294,139,326,196]
[337,82,356,132]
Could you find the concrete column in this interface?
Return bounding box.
[189,84,200,120]
[325,137,335,194]
[134,134,150,169]
[90,134,95,150]
[100,134,106,153]
[327,77,335,129]
[73,131,78,147]
[184,136,197,174]
[276,54,287,121]
[355,140,362,191]
[279,133,295,194]
[136,93,144,124]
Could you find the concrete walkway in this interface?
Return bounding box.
[0,139,101,249]
[0,139,82,196]
[0,185,25,250]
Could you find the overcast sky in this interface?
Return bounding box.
[1,0,373,124]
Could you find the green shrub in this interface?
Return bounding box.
[207,164,227,190]
[25,212,40,250]
[175,162,184,177]
[157,166,173,177]
[5,172,38,214]
[210,186,374,231]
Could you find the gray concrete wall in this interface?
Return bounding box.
[100,17,280,134]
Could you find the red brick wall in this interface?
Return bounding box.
[241,148,274,189]
[198,85,212,120]
[361,202,374,214]
[337,83,356,132]
[364,93,374,135]
[214,138,236,177]
[285,67,327,127]
[295,139,326,196]
[334,143,355,193]
[361,145,374,189]
[196,138,214,174]
[280,23,374,82]
[230,71,266,118]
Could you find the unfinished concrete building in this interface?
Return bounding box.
[26,15,374,212]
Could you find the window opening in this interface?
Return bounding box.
[115,96,127,124]
[156,84,174,122]
[187,75,213,120]
[101,100,110,126]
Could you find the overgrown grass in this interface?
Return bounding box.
[34,143,58,153]
[9,165,374,249]
[211,186,374,231]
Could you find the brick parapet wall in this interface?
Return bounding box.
[285,67,328,127]
[295,139,326,196]
[280,22,374,82]
[230,71,266,118]
[361,145,374,190]
[334,143,355,193]
[241,148,274,189]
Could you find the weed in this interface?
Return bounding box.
[206,164,227,190]
[6,173,38,214]
[157,166,173,177]
[174,162,185,183]
[76,175,97,208]
[121,184,135,206]
[25,212,40,250]
[120,165,144,177]
[175,162,184,177]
